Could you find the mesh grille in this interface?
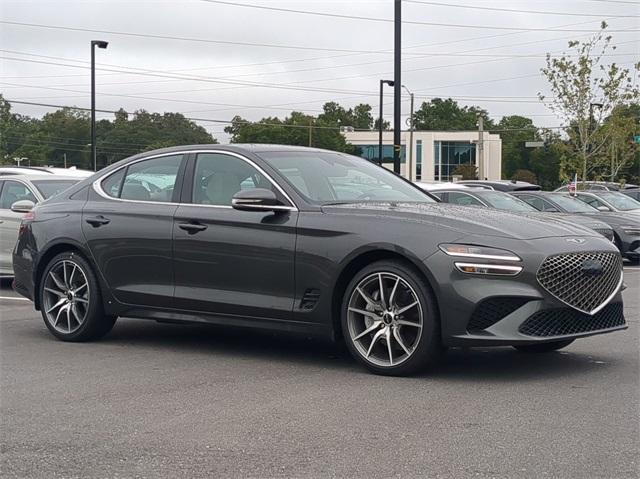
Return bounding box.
[536,251,622,313]
[468,297,530,332]
[519,303,625,337]
[593,228,614,241]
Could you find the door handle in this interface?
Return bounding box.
[178,222,207,233]
[85,215,110,227]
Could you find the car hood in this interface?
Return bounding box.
[321,202,599,240]
[582,212,640,226]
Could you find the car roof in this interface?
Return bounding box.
[0,174,81,182]
[126,143,337,157]
[456,180,541,191]
[414,182,469,191]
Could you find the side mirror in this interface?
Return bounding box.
[232,188,285,212]
[11,199,35,213]
[596,205,610,212]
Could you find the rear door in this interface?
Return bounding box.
[82,153,186,307]
[172,151,298,319]
[0,180,38,274]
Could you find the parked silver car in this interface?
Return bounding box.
[0,175,80,276]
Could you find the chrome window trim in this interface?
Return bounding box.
[92,149,299,211]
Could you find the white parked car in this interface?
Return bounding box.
[0,174,81,276]
[0,166,94,178]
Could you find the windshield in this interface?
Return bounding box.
[480,191,537,212]
[548,194,598,213]
[32,179,79,198]
[597,192,640,210]
[258,151,435,204]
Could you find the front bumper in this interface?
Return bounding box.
[424,235,626,347]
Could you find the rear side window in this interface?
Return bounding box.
[101,155,183,202]
[448,192,482,206]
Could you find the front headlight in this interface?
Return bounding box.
[439,244,521,262]
[439,244,523,276]
[621,226,640,235]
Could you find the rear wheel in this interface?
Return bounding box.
[513,339,574,353]
[39,252,116,341]
[341,260,441,376]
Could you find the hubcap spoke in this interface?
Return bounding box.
[356,287,378,310]
[44,287,65,298]
[66,306,72,332]
[71,303,83,325]
[397,301,419,315]
[68,263,77,287]
[74,296,89,304]
[378,273,387,309]
[389,277,400,308]
[46,297,67,314]
[385,327,393,366]
[353,321,382,341]
[366,329,386,357]
[348,307,381,320]
[73,283,87,294]
[49,271,66,291]
[393,328,412,356]
[397,319,421,328]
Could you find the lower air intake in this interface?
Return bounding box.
[518,302,625,337]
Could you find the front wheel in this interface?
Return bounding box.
[341,260,442,376]
[513,339,574,353]
[40,252,116,342]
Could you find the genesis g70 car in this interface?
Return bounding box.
[13,145,626,375]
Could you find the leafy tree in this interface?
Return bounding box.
[539,22,640,182]
[592,103,640,181]
[452,164,478,180]
[412,98,493,131]
[497,115,539,179]
[511,169,537,184]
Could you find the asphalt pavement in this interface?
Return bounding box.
[1,266,639,478]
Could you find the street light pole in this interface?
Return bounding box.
[393,0,402,174]
[585,102,603,184]
[91,40,108,172]
[379,79,394,166]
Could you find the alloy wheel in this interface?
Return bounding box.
[346,272,423,367]
[42,259,90,334]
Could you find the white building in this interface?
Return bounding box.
[342,130,502,182]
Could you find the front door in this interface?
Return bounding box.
[172,152,298,320]
[81,153,185,307]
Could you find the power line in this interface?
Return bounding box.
[404,0,639,18]
[197,0,639,31]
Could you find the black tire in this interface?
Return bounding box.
[39,251,116,342]
[340,259,442,376]
[513,339,574,353]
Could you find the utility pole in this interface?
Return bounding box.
[477,114,484,180]
[393,0,402,174]
[308,118,313,147]
[91,40,108,172]
[403,86,414,180]
[63,152,67,169]
[379,79,394,166]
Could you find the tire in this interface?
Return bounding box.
[513,339,574,353]
[340,259,442,376]
[39,251,116,342]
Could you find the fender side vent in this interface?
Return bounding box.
[300,289,321,310]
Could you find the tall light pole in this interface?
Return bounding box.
[379,79,394,166]
[91,40,108,172]
[393,0,402,174]
[402,85,414,180]
[585,102,604,184]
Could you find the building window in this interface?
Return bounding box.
[434,141,476,181]
[356,144,405,165]
[415,140,422,180]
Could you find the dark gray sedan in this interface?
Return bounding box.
[512,191,640,262]
[12,145,626,375]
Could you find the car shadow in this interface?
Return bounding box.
[98,319,619,382]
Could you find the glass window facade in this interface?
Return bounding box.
[434,141,476,181]
[356,144,406,165]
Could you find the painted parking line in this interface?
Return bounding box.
[0,296,31,301]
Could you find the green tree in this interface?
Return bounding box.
[497,115,539,179]
[539,22,640,182]
[412,98,493,131]
[452,164,478,180]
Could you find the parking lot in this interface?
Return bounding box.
[1,265,638,478]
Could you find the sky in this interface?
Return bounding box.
[1,0,638,143]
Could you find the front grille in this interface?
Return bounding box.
[537,251,622,314]
[467,297,530,332]
[593,228,614,241]
[519,302,625,337]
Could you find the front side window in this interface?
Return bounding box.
[101,155,183,202]
[480,192,537,212]
[192,153,280,206]
[0,181,37,209]
[259,151,433,204]
[548,194,597,213]
[596,192,640,211]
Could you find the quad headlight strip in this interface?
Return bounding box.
[439,244,523,276]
